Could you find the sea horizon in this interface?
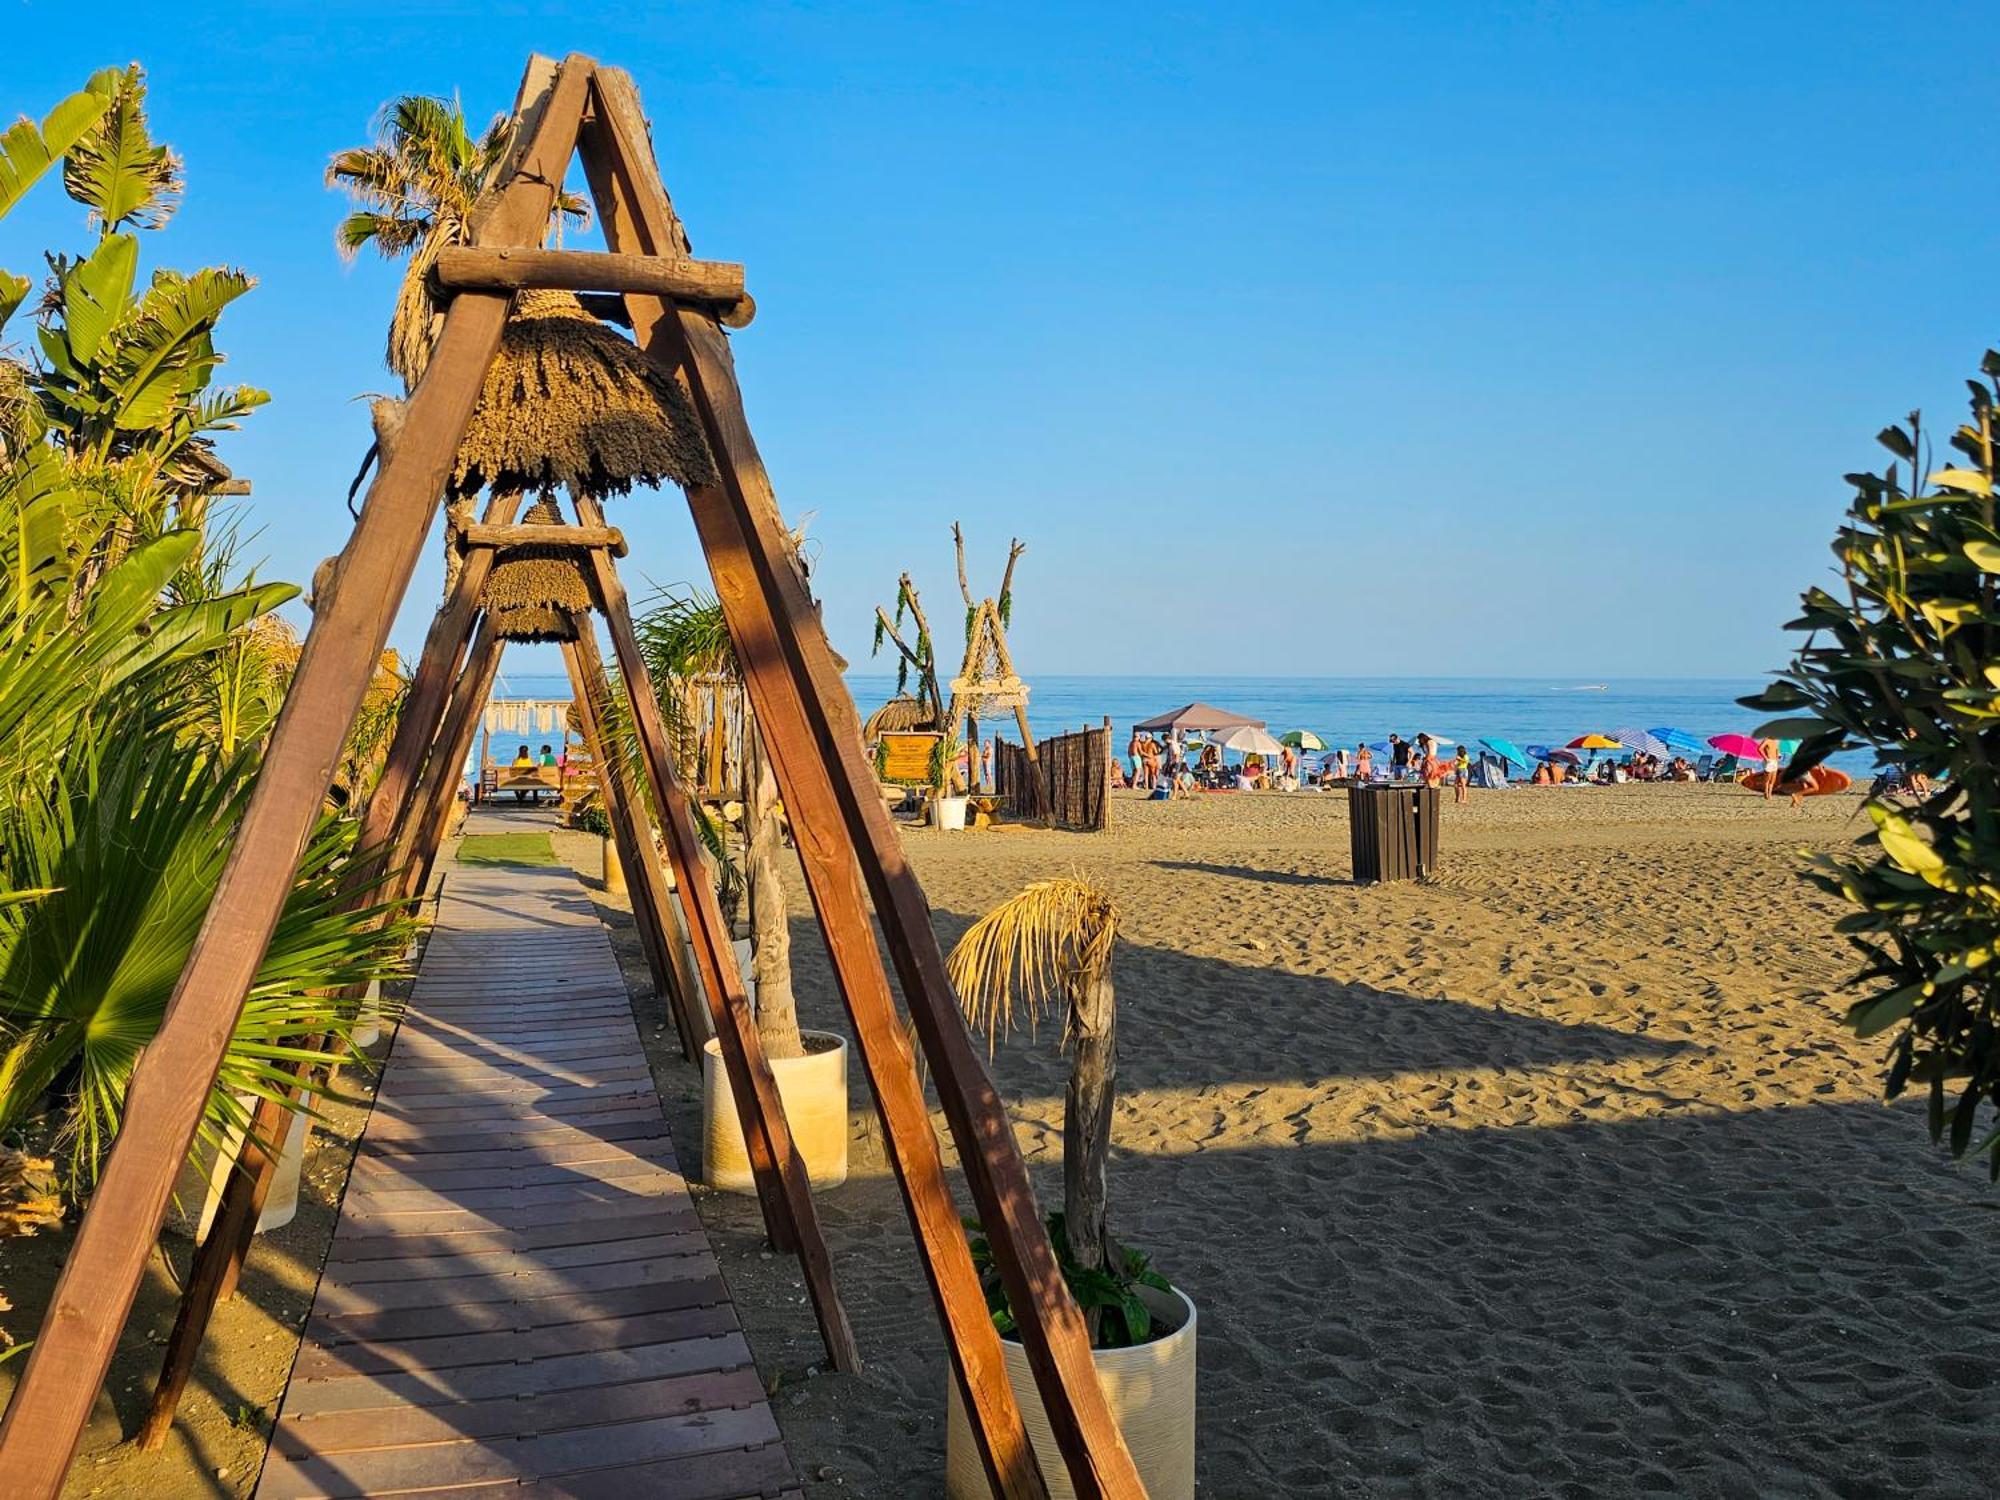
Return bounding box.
[479,669,1871,772]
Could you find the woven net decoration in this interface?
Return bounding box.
[452,290,717,501]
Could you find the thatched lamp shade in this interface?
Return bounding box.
[484,497,592,643]
[863,694,941,739]
[452,290,717,500]
[489,603,580,643]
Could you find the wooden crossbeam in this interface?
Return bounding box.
[435,245,755,327]
[583,66,1145,1499]
[459,520,627,556]
[0,55,599,1499]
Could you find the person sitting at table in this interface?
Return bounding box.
[538,743,557,767]
[509,744,534,801]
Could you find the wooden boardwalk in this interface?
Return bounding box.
[257,860,798,1500]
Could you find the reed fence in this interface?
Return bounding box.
[993,720,1110,831]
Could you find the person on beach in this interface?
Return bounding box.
[1141,735,1163,790]
[1355,743,1373,781]
[1127,730,1143,786]
[538,743,556,767]
[1334,746,1350,781]
[1758,736,1781,800]
[1389,734,1408,779]
[1281,743,1299,786]
[1453,744,1471,804]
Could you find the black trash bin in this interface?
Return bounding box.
[1348,782,1440,882]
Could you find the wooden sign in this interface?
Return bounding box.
[878,731,940,784]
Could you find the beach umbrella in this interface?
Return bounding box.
[1649,726,1708,757]
[1213,724,1286,756]
[1480,736,1530,771]
[1279,730,1327,750]
[1566,734,1624,750]
[1709,732,1766,760]
[1527,745,1582,766]
[1610,727,1669,759]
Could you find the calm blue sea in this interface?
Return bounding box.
[478,670,1873,773]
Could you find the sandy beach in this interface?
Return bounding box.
[575,784,1997,1498]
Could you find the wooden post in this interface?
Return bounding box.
[577,526,858,1374]
[563,629,710,1062]
[0,56,597,1497]
[397,615,504,907]
[582,68,1140,1498]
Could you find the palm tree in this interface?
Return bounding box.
[948,878,1120,1283]
[327,93,590,387]
[638,592,804,1060]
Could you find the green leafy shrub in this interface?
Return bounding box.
[966,1213,1172,1350]
[1747,357,2000,1176]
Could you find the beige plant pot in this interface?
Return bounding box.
[168,1095,311,1239]
[934,794,970,830]
[701,1030,849,1192]
[601,834,627,897]
[352,978,383,1049]
[943,1284,1197,1500]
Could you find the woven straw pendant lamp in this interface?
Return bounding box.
[453,289,716,502]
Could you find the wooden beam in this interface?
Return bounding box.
[585,67,1147,1498]
[577,494,859,1376]
[459,521,627,556]
[398,617,504,908]
[434,245,755,327]
[563,628,710,1062]
[0,54,599,1500]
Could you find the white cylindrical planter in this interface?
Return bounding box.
[701,1031,849,1191]
[685,940,755,1010]
[352,978,382,1049]
[602,834,627,897]
[170,1095,312,1239]
[934,794,969,831]
[944,1284,1197,1500]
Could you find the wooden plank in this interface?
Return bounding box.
[460,520,627,555]
[323,1208,699,1264]
[311,1249,716,1315]
[288,1303,741,1383]
[0,57,599,1500]
[256,1404,780,1498]
[579,538,861,1375]
[434,244,752,325]
[582,67,1143,1500]
[269,1365,765,1456]
[278,1330,750,1414]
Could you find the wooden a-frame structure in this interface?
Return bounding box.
[0,55,1145,1499]
[948,525,1037,795]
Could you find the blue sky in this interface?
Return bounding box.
[6,2,1996,680]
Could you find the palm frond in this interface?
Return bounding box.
[946,878,1117,1051]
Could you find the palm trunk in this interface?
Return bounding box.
[746,731,804,1061]
[1063,966,1117,1299]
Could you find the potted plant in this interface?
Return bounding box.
[941,879,1195,1500]
[931,728,970,830]
[637,592,849,1190]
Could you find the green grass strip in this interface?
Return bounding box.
[456,832,558,867]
